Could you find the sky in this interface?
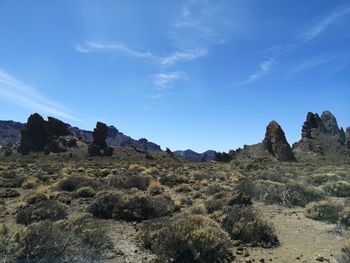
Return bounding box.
[0,0,349,152]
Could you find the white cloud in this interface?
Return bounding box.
[75,41,207,67]
[75,41,153,59]
[300,5,350,41]
[152,72,188,89]
[233,58,274,86]
[159,48,208,65]
[0,69,80,122]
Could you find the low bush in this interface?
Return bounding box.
[76,186,95,198]
[159,175,188,187]
[0,189,20,198]
[252,180,323,207]
[1,215,113,263]
[139,214,233,263]
[56,176,98,192]
[108,174,150,190]
[339,208,350,227]
[88,191,174,221]
[304,200,343,223]
[323,181,350,197]
[220,206,279,247]
[16,200,67,225]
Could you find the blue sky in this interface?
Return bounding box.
[0,0,349,152]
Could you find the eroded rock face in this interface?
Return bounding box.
[301,112,326,139]
[263,121,296,161]
[346,127,350,148]
[88,122,113,156]
[293,111,349,161]
[20,113,75,155]
[20,113,47,155]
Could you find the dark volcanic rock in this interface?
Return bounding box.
[346,127,350,149]
[233,121,295,162]
[88,122,113,156]
[20,113,47,155]
[19,113,76,155]
[301,112,326,139]
[263,121,296,161]
[293,111,350,161]
[46,117,72,139]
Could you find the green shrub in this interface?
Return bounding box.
[88,191,174,221]
[16,200,67,225]
[139,214,232,263]
[220,206,279,247]
[304,200,343,223]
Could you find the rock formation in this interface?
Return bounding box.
[346,127,350,149]
[293,111,349,161]
[233,121,295,162]
[19,113,75,155]
[20,113,48,155]
[88,122,113,156]
[263,121,296,161]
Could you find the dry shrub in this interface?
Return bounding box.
[175,183,193,193]
[88,191,174,221]
[159,175,188,187]
[252,180,323,207]
[1,214,113,263]
[323,181,350,197]
[304,200,343,223]
[0,189,20,198]
[16,200,67,225]
[76,187,95,198]
[139,214,232,263]
[108,174,150,190]
[56,176,98,192]
[219,206,279,247]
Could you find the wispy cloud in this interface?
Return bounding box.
[171,0,232,45]
[287,53,349,75]
[232,58,274,86]
[159,48,208,66]
[300,5,350,41]
[75,41,207,66]
[152,71,188,89]
[75,41,153,59]
[0,69,80,122]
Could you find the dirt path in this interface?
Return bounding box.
[102,220,156,263]
[237,204,348,263]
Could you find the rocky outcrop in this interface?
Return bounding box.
[346,127,350,148]
[293,111,349,162]
[20,113,48,155]
[263,121,296,161]
[19,113,75,155]
[88,122,113,156]
[233,121,295,162]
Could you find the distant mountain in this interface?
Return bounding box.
[0,120,162,152]
[173,149,217,161]
[0,121,23,145]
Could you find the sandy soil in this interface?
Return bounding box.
[235,204,348,263]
